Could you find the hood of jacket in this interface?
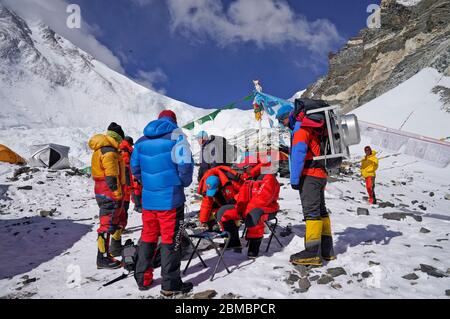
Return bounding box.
[143,118,178,138]
[88,134,119,151]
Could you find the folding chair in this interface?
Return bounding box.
[183,231,232,281]
[241,211,284,253]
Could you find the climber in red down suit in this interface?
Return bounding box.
[216,157,280,259]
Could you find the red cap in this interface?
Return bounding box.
[158,110,177,123]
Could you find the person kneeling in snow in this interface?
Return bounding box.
[197,166,244,231]
[88,122,128,269]
[361,146,379,205]
[277,105,336,267]
[131,110,194,295]
[216,157,280,259]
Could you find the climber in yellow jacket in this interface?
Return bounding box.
[88,122,127,269]
[361,146,379,204]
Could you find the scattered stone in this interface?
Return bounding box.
[309,275,320,281]
[411,200,419,205]
[17,186,32,190]
[357,207,369,216]
[22,277,37,285]
[408,214,423,222]
[382,212,406,221]
[436,239,448,242]
[347,280,353,284]
[317,275,334,285]
[331,283,342,290]
[424,245,443,249]
[361,271,372,278]
[420,227,430,233]
[369,261,380,266]
[221,293,240,299]
[379,201,395,208]
[444,194,450,200]
[327,267,347,278]
[193,290,217,299]
[286,273,300,285]
[429,192,435,197]
[40,208,56,218]
[294,265,309,278]
[420,264,448,278]
[402,273,419,280]
[273,266,283,270]
[418,205,427,211]
[404,244,411,248]
[297,277,311,293]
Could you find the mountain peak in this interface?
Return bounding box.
[303,0,450,113]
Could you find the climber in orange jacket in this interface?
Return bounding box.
[120,136,142,213]
[216,157,280,259]
[197,165,243,231]
[88,122,127,269]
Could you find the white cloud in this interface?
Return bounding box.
[134,68,168,94]
[1,0,124,73]
[167,0,343,54]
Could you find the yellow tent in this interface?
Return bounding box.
[0,144,26,165]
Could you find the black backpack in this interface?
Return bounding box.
[293,99,343,171]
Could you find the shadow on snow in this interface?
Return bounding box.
[0,216,92,279]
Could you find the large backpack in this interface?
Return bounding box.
[293,99,343,171]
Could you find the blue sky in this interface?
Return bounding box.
[6,0,381,109]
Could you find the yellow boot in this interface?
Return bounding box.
[110,229,123,257]
[290,220,323,266]
[321,216,336,261]
[97,233,121,269]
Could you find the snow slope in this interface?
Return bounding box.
[351,68,450,140]
[0,4,209,133]
[0,136,449,299]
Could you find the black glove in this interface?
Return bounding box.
[291,184,300,191]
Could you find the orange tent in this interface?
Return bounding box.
[0,144,26,165]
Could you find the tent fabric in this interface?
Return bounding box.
[28,144,70,170]
[0,145,26,165]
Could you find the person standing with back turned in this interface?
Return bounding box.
[131,110,194,295]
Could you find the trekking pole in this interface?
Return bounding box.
[103,271,133,287]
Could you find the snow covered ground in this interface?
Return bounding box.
[1,135,449,299]
[351,68,450,140]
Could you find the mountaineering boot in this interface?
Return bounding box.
[290,220,323,267]
[321,216,336,261]
[109,229,123,257]
[161,281,194,297]
[220,221,242,252]
[97,233,121,269]
[247,237,263,259]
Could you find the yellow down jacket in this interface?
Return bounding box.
[88,134,126,201]
[361,150,379,178]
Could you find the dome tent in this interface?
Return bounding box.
[0,144,26,165]
[28,144,70,170]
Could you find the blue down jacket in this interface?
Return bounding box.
[131,117,193,210]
